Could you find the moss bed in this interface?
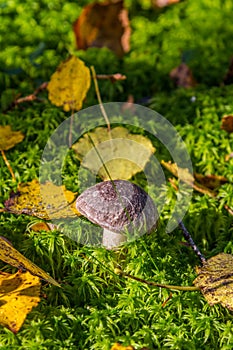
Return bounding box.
[0,0,233,349]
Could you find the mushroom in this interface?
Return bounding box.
[76,180,158,249]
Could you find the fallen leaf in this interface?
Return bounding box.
[72,126,155,180]
[111,343,134,350]
[0,125,24,151]
[161,160,216,197]
[193,253,233,311]
[221,115,233,133]
[28,222,54,232]
[0,236,60,287]
[73,0,131,57]
[194,173,228,190]
[170,63,196,88]
[0,271,41,333]
[4,179,79,220]
[47,56,91,111]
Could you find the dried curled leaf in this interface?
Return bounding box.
[0,125,24,151]
[0,236,60,287]
[47,56,91,111]
[73,0,131,57]
[0,271,41,333]
[72,126,155,180]
[193,253,233,311]
[4,179,79,220]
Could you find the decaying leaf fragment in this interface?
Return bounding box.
[47,56,91,111]
[194,173,228,190]
[170,63,196,88]
[193,253,233,311]
[221,115,233,133]
[73,0,131,57]
[72,126,155,180]
[0,125,24,151]
[4,179,79,220]
[0,271,41,333]
[0,236,59,287]
[161,160,217,197]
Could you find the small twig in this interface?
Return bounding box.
[162,292,173,307]
[16,82,48,104]
[90,66,111,132]
[224,204,233,216]
[178,220,206,265]
[1,150,16,181]
[96,73,126,83]
[115,268,199,291]
[5,82,48,111]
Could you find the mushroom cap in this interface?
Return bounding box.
[76,180,158,235]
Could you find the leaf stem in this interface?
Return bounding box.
[90,66,111,131]
[1,150,16,181]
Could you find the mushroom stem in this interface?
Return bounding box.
[102,229,126,250]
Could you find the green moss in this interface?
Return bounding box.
[0,0,233,348]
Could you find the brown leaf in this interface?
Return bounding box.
[194,173,228,190]
[193,253,233,311]
[0,271,41,333]
[170,63,196,88]
[0,236,60,287]
[221,115,233,133]
[73,0,131,57]
[0,125,24,151]
[47,56,91,112]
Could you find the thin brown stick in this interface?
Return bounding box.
[116,268,199,291]
[90,66,111,132]
[96,73,126,82]
[1,150,16,181]
[224,204,233,216]
[5,82,48,111]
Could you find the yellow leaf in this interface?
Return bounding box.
[0,125,24,151]
[0,236,60,287]
[28,222,54,232]
[0,270,41,333]
[72,126,155,180]
[4,179,80,220]
[193,253,233,311]
[111,343,134,350]
[47,56,91,111]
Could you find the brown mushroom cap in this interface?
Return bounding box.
[76,180,158,236]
